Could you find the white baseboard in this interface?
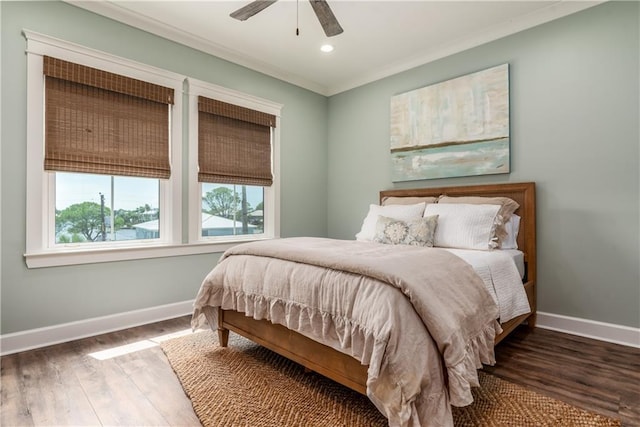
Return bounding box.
[0,300,194,356]
[2,305,638,356]
[536,311,640,348]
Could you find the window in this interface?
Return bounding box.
[188,78,282,244]
[41,54,172,249]
[24,32,281,268]
[25,31,183,267]
[55,172,160,244]
[201,183,264,237]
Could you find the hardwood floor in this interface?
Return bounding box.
[1,317,201,427]
[486,326,640,427]
[1,316,638,426]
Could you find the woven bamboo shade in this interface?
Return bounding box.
[198,96,275,186]
[43,56,174,179]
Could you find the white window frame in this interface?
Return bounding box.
[187,78,282,246]
[24,30,184,268]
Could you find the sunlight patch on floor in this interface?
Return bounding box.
[88,328,203,360]
[150,328,198,343]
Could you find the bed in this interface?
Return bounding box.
[191,182,536,426]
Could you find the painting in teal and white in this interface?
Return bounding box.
[390,64,509,181]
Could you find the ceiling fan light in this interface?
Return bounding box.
[320,44,334,53]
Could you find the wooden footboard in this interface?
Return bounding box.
[217,308,368,394]
[217,278,535,395]
[215,182,536,395]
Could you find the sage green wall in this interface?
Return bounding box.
[2,1,638,336]
[327,2,639,328]
[0,1,328,334]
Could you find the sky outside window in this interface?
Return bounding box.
[56,173,159,211]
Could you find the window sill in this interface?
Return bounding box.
[24,237,275,268]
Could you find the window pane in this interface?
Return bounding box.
[55,172,160,244]
[201,183,264,237]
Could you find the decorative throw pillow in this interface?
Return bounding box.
[373,215,438,247]
[355,202,426,241]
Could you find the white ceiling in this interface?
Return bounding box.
[67,0,601,96]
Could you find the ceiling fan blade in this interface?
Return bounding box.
[230,0,278,21]
[309,0,343,37]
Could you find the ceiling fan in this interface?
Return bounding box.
[230,0,344,37]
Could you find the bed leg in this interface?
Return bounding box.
[527,313,537,330]
[217,327,229,347]
[217,309,229,347]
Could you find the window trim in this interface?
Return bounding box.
[23,31,283,269]
[24,30,184,268]
[187,77,282,245]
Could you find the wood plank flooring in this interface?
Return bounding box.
[1,317,201,427]
[1,316,638,426]
[486,325,640,427]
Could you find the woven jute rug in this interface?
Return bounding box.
[161,330,620,427]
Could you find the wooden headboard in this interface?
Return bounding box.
[379,182,536,285]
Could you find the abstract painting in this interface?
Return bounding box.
[390,64,510,181]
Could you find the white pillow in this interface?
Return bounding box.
[501,214,521,249]
[424,203,501,250]
[355,202,426,241]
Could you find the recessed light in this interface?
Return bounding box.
[320,44,334,53]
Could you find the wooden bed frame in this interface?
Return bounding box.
[216,182,536,395]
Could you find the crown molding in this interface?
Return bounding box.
[64,0,330,95]
[326,1,604,96]
[65,1,603,97]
